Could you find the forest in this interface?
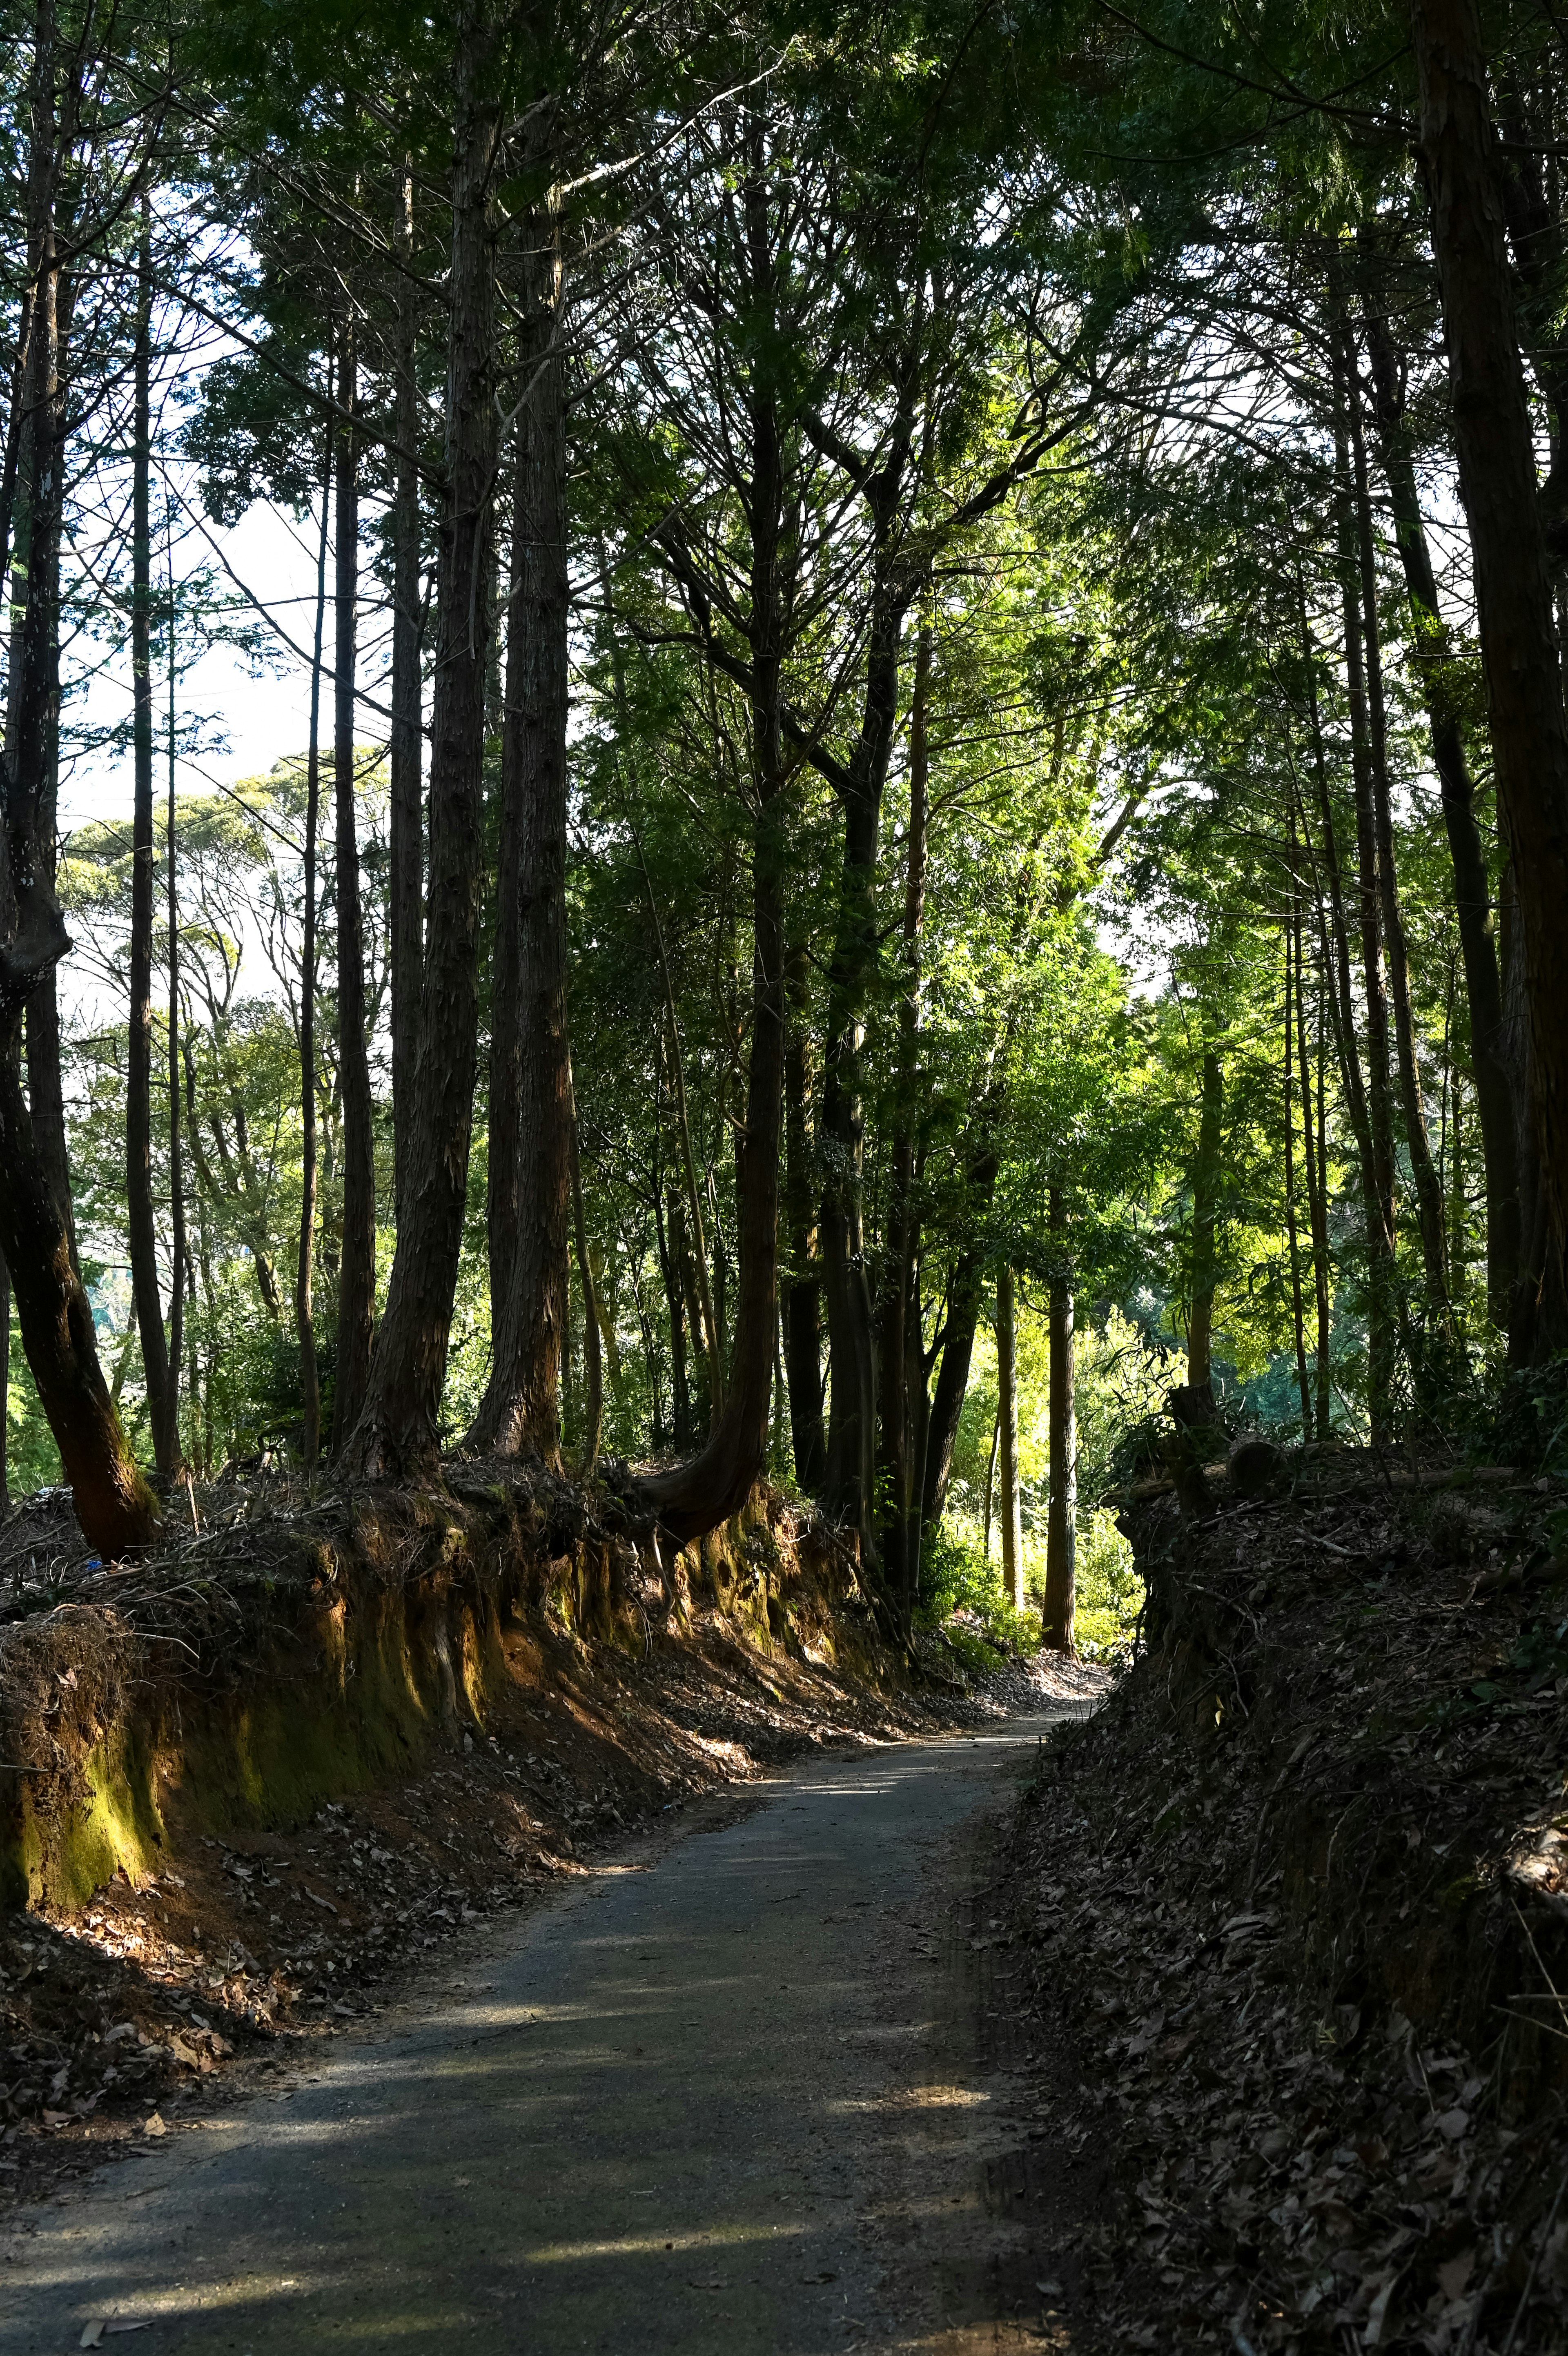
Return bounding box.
[1,0,1566,1664]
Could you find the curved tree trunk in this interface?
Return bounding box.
[341,4,501,1482]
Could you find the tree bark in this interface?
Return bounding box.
[995,1263,1024,1612]
[1411,0,1568,1285]
[164,535,186,1454]
[126,198,174,1474]
[1043,1187,1076,1653]
[330,311,375,1451]
[877,613,931,1610]
[922,1134,1002,1527]
[782,935,826,1492]
[1348,346,1451,1321]
[639,139,786,1543]
[471,209,572,1461]
[341,4,501,1481]
[1360,273,1519,1318]
[1186,1048,1223,1397]
[1282,908,1313,1437]
[296,399,332,1466]
[390,162,424,1223]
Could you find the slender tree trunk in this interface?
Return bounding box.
[472,206,572,1461]
[822,542,910,1570]
[922,1138,1002,1527]
[165,529,185,1454]
[126,199,173,1475]
[1296,905,1332,1439]
[782,935,826,1491]
[1411,0,1568,1286]
[570,1077,601,1474]
[1186,1048,1223,1400]
[1283,908,1312,1436]
[878,612,931,1611]
[1043,1187,1076,1653]
[390,163,424,1222]
[330,313,375,1450]
[639,143,786,1541]
[296,402,332,1467]
[1333,343,1401,1438]
[1348,352,1451,1320]
[995,1264,1023,1612]
[341,6,501,1480]
[982,1403,999,1561]
[660,1186,692,1449]
[1361,278,1519,1317]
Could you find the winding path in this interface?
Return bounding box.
[0,1714,1075,2353]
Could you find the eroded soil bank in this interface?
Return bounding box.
[0,1466,971,2218]
[990,1450,1568,2356]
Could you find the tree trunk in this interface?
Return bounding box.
[877,613,931,1612]
[471,213,572,1461]
[570,1080,602,1473]
[782,935,826,1492]
[1283,906,1313,1437]
[165,539,186,1455]
[341,5,501,1481]
[1333,339,1401,1437]
[1411,0,1568,1286]
[1348,347,1451,1320]
[330,314,375,1451]
[1296,895,1333,1439]
[390,163,424,1222]
[126,198,174,1475]
[1186,1047,1223,1398]
[296,399,332,1466]
[1043,1187,1076,1653]
[821,542,910,1570]
[922,1138,1002,1527]
[639,144,786,1542]
[995,1263,1024,1612]
[1360,273,1519,1318]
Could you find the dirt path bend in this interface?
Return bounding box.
[0,1712,1082,2354]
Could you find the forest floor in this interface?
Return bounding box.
[990,1452,1568,2356]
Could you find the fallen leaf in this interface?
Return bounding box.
[1435,2107,1470,2142]
[142,2112,166,2138]
[1437,2247,1476,2300]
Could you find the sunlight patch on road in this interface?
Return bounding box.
[526,2222,808,2263]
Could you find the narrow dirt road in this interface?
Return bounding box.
[0,1712,1081,2354]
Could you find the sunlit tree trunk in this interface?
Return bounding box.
[1043,1187,1076,1654]
[1186,1048,1223,1403]
[995,1264,1023,1612]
